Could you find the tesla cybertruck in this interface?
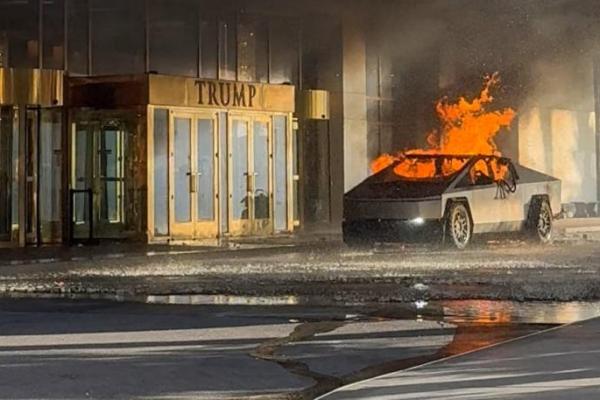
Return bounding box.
[343,154,561,249]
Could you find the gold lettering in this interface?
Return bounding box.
[208,82,219,105]
[233,83,246,107]
[219,82,231,106]
[248,85,257,108]
[195,80,207,105]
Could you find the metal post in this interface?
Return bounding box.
[17,106,26,247]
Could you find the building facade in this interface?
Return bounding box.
[1,0,600,247]
[0,0,352,246]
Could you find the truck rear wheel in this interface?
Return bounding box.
[527,198,553,244]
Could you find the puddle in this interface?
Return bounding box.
[5,288,600,327]
[436,300,600,325]
[146,294,302,306]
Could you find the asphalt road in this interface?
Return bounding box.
[320,316,600,400]
[0,299,456,400]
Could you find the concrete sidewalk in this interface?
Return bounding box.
[555,217,600,238]
[0,218,597,268]
[0,232,340,267]
[320,316,600,399]
[0,217,597,267]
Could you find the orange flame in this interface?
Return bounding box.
[371,73,516,181]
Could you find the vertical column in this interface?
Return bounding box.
[342,15,368,192]
[17,106,26,246]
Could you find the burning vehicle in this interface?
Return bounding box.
[343,73,561,249]
[343,153,561,249]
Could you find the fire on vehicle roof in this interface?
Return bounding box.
[343,74,561,249]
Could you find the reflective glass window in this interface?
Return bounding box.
[153,109,168,236]
[42,0,64,69]
[67,0,89,75]
[200,19,218,79]
[90,0,144,75]
[231,120,248,220]
[237,16,268,83]
[0,107,15,239]
[149,0,197,77]
[218,112,227,232]
[39,108,62,242]
[273,115,287,231]
[99,128,123,223]
[174,117,192,222]
[197,119,214,220]
[253,121,269,220]
[218,17,236,80]
[0,0,39,68]
[270,19,298,84]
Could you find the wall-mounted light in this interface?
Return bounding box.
[302,89,330,120]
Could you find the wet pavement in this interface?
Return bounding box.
[0,298,597,399]
[320,314,600,400]
[0,299,452,399]
[3,240,600,303]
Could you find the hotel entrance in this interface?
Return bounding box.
[67,73,296,243]
[148,75,296,242]
[70,114,134,239]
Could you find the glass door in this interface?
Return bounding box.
[0,107,15,242]
[252,117,272,235]
[228,114,273,236]
[25,109,39,244]
[229,116,251,235]
[96,125,125,233]
[169,111,218,239]
[39,109,63,243]
[71,119,128,239]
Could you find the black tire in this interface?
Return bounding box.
[527,198,553,244]
[445,202,473,249]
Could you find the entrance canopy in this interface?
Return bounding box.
[68,74,295,114]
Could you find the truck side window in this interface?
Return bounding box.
[469,159,494,186]
[456,159,494,188]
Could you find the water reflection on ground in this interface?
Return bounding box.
[436,300,600,325]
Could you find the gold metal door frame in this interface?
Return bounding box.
[227,112,274,237]
[168,110,219,239]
